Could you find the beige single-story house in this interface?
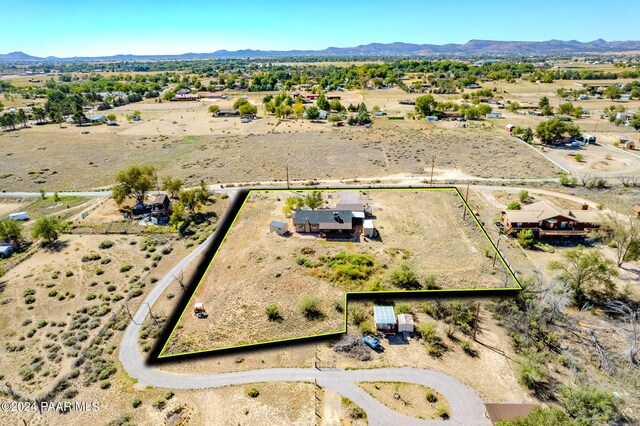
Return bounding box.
[502,200,601,238]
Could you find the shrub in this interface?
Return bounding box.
[65,270,74,277]
[517,229,536,249]
[132,398,142,408]
[161,247,172,255]
[300,296,322,319]
[438,409,449,420]
[152,399,166,410]
[99,380,111,389]
[24,295,36,305]
[349,307,366,325]
[574,153,583,162]
[23,288,36,297]
[100,258,111,265]
[390,263,421,289]
[507,201,521,210]
[19,368,34,381]
[99,240,114,249]
[82,252,102,262]
[119,264,133,273]
[426,391,438,403]
[86,293,97,301]
[165,390,174,400]
[395,303,412,314]
[265,304,281,321]
[247,387,260,398]
[518,190,530,202]
[460,339,478,357]
[96,268,105,275]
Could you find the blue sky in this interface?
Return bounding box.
[4,0,640,57]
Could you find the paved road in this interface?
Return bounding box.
[117,191,491,425]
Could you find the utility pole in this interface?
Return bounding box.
[493,237,502,268]
[430,156,435,187]
[286,164,290,189]
[472,302,481,341]
[463,185,470,220]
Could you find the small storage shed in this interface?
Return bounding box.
[397,314,415,333]
[363,219,375,237]
[269,220,289,235]
[374,306,397,333]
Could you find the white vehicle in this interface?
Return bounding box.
[8,212,30,221]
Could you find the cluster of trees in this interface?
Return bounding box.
[232,98,258,116]
[282,191,323,214]
[535,117,581,144]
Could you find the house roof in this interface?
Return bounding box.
[293,209,354,226]
[374,306,397,325]
[270,220,287,227]
[153,194,170,205]
[504,200,602,224]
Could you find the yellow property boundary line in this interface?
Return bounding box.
[154,187,522,361]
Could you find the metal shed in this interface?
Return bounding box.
[363,219,375,237]
[269,220,289,235]
[374,306,397,333]
[397,314,415,333]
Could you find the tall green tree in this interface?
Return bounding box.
[161,176,184,199]
[535,118,581,144]
[31,216,65,244]
[112,165,157,205]
[0,218,23,241]
[304,191,323,210]
[415,94,436,117]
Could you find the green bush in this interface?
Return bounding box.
[99,380,110,389]
[438,408,449,420]
[82,252,102,262]
[517,229,536,250]
[119,264,133,273]
[152,399,166,410]
[132,398,142,408]
[247,387,260,398]
[395,303,412,314]
[507,201,521,210]
[300,296,322,319]
[99,240,115,249]
[265,304,281,321]
[390,263,421,289]
[426,391,438,403]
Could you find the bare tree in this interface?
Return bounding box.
[604,301,639,370]
[579,173,592,187]
[600,213,640,267]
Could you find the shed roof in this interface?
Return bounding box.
[397,313,414,325]
[270,220,287,227]
[374,306,397,325]
[153,194,170,205]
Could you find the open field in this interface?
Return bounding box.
[162,188,515,355]
[0,118,562,191]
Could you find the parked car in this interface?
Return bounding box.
[0,244,14,259]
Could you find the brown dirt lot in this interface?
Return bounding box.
[163,189,515,355]
[358,381,450,420]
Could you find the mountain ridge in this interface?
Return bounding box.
[2,39,640,62]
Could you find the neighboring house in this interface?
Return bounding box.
[466,83,481,89]
[616,112,630,121]
[173,94,199,101]
[305,94,320,100]
[486,112,503,119]
[374,306,397,334]
[89,115,107,123]
[399,100,416,105]
[620,94,631,101]
[151,194,171,213]
[505,124,516,133]
[176,88,191,95]
[502,200,601,238]
[215,109,240,117]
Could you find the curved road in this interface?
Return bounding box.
[117,192,491,425]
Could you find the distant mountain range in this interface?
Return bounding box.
[2,39,640,62]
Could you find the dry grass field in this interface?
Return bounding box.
[359,381,450,420]
[162,188,514,355]
[0,119,562,192]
